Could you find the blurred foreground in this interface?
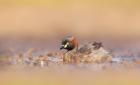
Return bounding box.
[0,66,140,85]
[0,0,140,85]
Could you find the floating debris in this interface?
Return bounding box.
[62,42,112,64]
[0,40,140,71]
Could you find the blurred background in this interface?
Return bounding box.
[0,1,140,85]
[0,0,140,53]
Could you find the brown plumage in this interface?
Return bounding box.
[92,42,103,50]
[60,36,78,52]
